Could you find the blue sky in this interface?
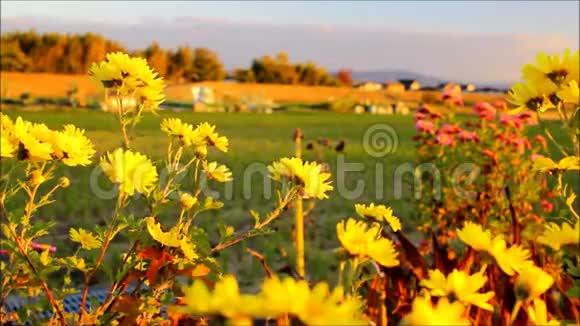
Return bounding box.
[1,1,579,83]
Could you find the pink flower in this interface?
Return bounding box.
[533,135,547,149]
[540,200,553,213]
[458,130,480,142]
[417,105,432,114]
[416,120,435,134]
[493,100,508,111]
[430,111,444,119]
[500,114,524,130]
[473,102,496,120]
[440,123,461,134]
[414,112,428,121]
[437,132,456,146]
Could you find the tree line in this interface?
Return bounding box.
[1,30,348,86]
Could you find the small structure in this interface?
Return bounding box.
[398,79,421,91]
[192,86,216,112]
[460,83,476,92]
[384,81,406,98]
[356,82,383,92]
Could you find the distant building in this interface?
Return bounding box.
[460,83,476,92]
[355,82,383,92]
[398,79,421,91]
[384,81,406,97]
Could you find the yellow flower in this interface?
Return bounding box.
[100,148,158,196]
[179,192,198,210]
[336,218,399,267]
[457,222,532,276]
[533,155,580,173]
[51,125,95,166]
[160,118,203,147]
[69,228,102,250]
[182,274,261,320]
[258,276,365,325]
[420,268,494,311]
[268,157,333,199]
[146,216,180,247]
[0,134,15,157]
[507,82,558,114]
[197,122,228,152]
[526,298,559,325]
[401,296,470,326]
[522,49,579,86]
[355,203,402,231]
[179,237,199,261]
[456,221,493,252]
[514,265,554,302]
[537,220,580,250]
[203,161,232,182]
[89,52,166,109]
[58,176,71,188]
[12,117,53,161]
[557,80,579,105]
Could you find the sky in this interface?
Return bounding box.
[1,1,579,84]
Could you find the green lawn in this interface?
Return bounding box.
[2,108,420,282]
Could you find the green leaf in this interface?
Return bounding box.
[250,210,261,228]
[566,285,580,298]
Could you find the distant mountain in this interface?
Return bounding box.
[347,70,444,87]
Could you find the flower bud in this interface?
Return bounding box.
[194,145,207,159]
[59,176,70,188]
[180,192,197,210]
[29,170,46,186]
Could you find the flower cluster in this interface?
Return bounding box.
[336,209,400,268]
[89,52,165,110]
[180,274,365,325]
[1,114,95,166]
[508,49,579,114]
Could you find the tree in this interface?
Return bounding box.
[336,69,352,87]
[144,42,168,77]
[191,48,225,81]
[168,46,194,81]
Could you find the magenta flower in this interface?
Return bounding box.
[458,130,480,142]
[473,102,496,120]
[436,132,456,146]
[440,123,461,134]
[416,120,435,134]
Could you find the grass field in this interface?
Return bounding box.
[1,106,574,284]
[1,107,422,282]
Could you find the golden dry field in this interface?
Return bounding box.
[0,71,505,105]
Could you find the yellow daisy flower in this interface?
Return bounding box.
[69,228,102,250]
[145,216,180,247]
[514,265,554,302]
[457,222,532,276]
[197,122,229,152]
[526,298,559,325]
[179,237,199,261]
[355,203,402,232]
[202,161,232,182]
[401,296,470,326]
[179,192,198,210]
[160,118,203,147]
[100,148,158,196]
[336,218,399,267]
[12,117,53,161]
[533,155,580,173]
[1,134,15,158]
[507,82,558,114]
[268,157,333,199]
[537,220,580,250]
[420,267,494,311]
[51,125,95,166]
[522,49,579,86]
[557,80,579,105]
